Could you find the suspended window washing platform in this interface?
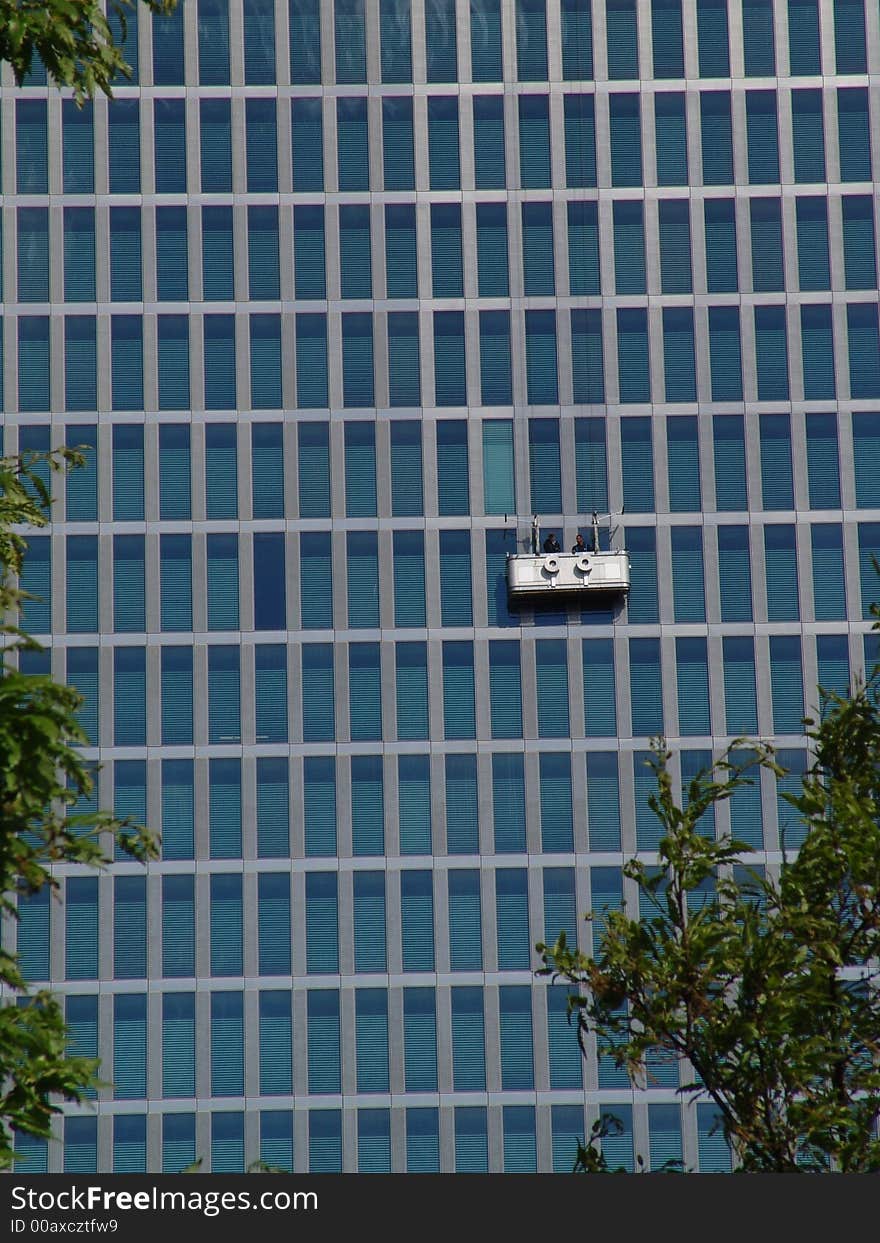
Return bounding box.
[506,515,631,599]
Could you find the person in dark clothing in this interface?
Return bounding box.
[572,533,587,554]
[542,533,561,554]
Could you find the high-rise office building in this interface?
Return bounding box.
[6,0,880,1172]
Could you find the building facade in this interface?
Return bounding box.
[6,0,880,1172]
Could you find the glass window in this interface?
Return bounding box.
[113,535,145,632]
[564,95,597,187]
[244,0,275,82]
[64,318,97,413]
[626,526,659,622]
[335,0,366,82]
[428,97,460,190]
[342,314,374,407]
[671,527,705,623]
[259,996,292,1099]
[571,310,605,403]
[63,208,96,303]
[788,0,821,73]
[496,869,530,968]
[473,96,506,188]
[442,641,475,739]
[199,0,230,83]
[382,97,414,189]
[336,97,369,191]
[296,314,328,407]
[796,198,830,291]
[18,317,51,414]
[834,0,867,72]
[792,89,825,183]
[617,310,651,403]
[113,647,146,745]
[609,93,642,186]
[708,307,743,401]
[152,3,184,81]
[305,876,339,974]
[351,756,384,856]
[848,305,880,398]
[397,745,432,845]
[385,204,418,298]
[349,643,382,741]
[16,100,48,193]
[353,873,386,972]
[676,636,711,735]
[630,638,664,736]
[396,647,429,742]
[291,98,324,190]
[519,95,551,188]
[700,92,733,185]
[431,203,463,298]
[157,315,189,411]
[208,648,241,744]
[246,98,277,192]
[339,204,372,299]
[583,640,616,737]
[471,0,503,80]
[161,651,193,746]
[540,760,574,852]
[400,874,435,972]
[652,0,683,76]
[655,92,687,184]
[17,207,48,303]
[66,424,98,520]
[750,198,784,292]
[199,98,232,191]
[838,87,871,182]
[536,639,570,737]
[304,757,336,856]
[658,201,692,294]
[434,312,466,407]
[499,987,534,1090]
[257,756,290,856]
[153,102,186,196]
[380,0,412,82]
[723,636,758,734]
[254,534,286,630]
[613,201,645,295]
[489,640,523,739]
[493,754,526,852]
[452,988,486,1091]
[770,636,804,733]
[718,525,753,621]
[760,414,794,510]
[754,306,789,401]
[742,0,775,75]
[108,99,140,193]
[517,0,549,79]
[446,754,479,854]
[290,0,321,82]
[435,532,472,628]
[697,0,729,75]
[426,0,455,80]
[662,308,696,402]
[300,535,333,632]
[842,196,877,290]
[765,525,800,621]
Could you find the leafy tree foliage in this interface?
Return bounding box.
[0,0,176,103]
[0,452,157,1169]
[541,665,880,1172]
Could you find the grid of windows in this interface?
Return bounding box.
[8,0,880,1175]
